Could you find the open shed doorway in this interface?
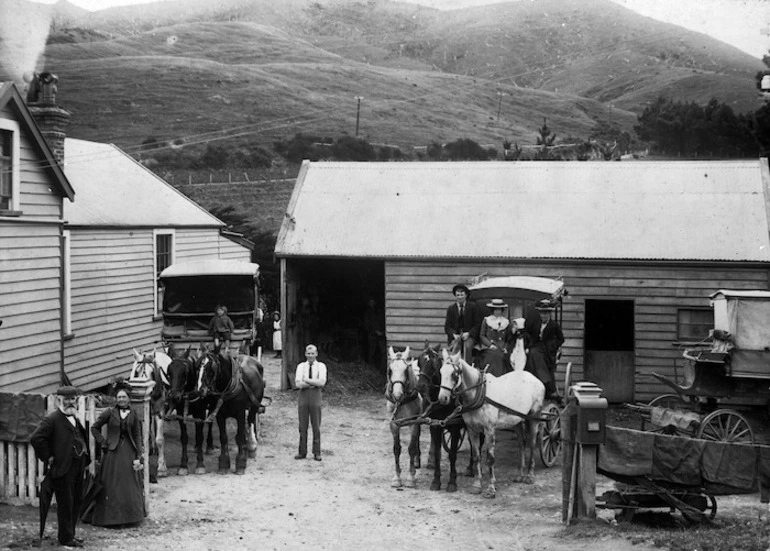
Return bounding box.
[284,258,385,380]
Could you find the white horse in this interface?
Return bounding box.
[438,349,545,498]
[130,348,173,478]
[386,346,422,489]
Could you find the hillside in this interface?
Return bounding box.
[34,19,636,153]
[17,0,759,155]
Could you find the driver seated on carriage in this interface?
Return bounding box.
[208,304,235,354]
[444,283,483,365]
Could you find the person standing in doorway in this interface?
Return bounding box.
[444,283,482,365]
[30,386,90,548]
[272,311,283,359]
[363,298,385,369]
[294,344,327,461]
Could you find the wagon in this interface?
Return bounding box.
[159,259,261,352]
[467,275,570,467]
[637,289,770,445]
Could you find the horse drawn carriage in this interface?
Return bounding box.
[135,259,268,477]
[598,289,770,523]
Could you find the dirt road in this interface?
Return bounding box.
[3,357,662,551]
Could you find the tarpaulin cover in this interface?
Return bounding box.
[0,392,46,442]
[599,426,770,501]
[650,407,701,432]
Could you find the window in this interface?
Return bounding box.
[677,308,713,342]
[0,121,19,212]
[153,230,174,315]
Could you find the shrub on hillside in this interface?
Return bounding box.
[331,136,376,161]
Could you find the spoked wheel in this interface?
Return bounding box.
[642,394,689,432]
[696,409,754,444]
[539,403,562,468]
[562,362,573,396]
[705,494,718,520]
[442,426,467,453]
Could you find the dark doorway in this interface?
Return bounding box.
[289,258,385,365]
[583,299,635,403]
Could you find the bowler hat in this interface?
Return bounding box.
[486,298,508,310]
[56,385,82,397]
[452,284,470,296]
[535,299,556,311]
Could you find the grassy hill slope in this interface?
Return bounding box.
[34,20,635,153]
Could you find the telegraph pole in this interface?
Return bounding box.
[355,96,364,137]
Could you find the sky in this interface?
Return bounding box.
[21,0,770,59]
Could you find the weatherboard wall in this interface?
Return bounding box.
[64,228,251,390]
[0,112,66,393]
[384,260,770,402]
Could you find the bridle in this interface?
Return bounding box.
[439,356,487,413]
[385,353,419,408]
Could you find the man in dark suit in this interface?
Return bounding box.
[31,386,90,548]
[444,284,482,365]
[525,299,565,403]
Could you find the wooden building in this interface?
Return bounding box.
[0,83,75,392]
[61,138,252,390]
[0,80,252,393]
[275,160,770,401]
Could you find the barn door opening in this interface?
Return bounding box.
[583,299,635,403]
[287,258,385,368]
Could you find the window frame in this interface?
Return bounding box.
[153,230,175,316]
[0,119,20,214]
[676,307,714,343]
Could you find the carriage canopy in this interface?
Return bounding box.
[159,260,260,346]
[708,290,770,378]
[468,275,567,321]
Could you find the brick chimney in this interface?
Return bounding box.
[26,72,70,166]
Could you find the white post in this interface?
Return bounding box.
[129,380,155,514]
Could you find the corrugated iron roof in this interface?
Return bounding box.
[275,160,770,262]
[62,138,222,227]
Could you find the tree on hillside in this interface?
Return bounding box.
[331,136,377,161]
[535,118,557,160]
[443,138,491,161]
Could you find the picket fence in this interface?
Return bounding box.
[0,394,105,505]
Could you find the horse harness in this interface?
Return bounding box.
[385,356,420,420]
[440,361,553,424]
[200,354,262,423]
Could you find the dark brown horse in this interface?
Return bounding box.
[196,345,265,474]
[165,348,217,476]
[416,343,477,492]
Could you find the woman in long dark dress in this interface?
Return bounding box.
[90,385,146,527]
[479,298,513,377]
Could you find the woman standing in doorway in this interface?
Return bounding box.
[272,311,283,359]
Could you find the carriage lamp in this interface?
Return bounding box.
[571,382,608,446]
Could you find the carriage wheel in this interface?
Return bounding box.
[442,426,466,453]
[704,494,718,520]
[642,394,688,431]
[696,409,754,444]
[539,403,562,468]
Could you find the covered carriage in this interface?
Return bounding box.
[636,289,770,444]
[159,259,261,352]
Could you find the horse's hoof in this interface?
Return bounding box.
[391,478,403,488]
[195,467,206,475]
[484,490,496,499]
[404,478,416,488]
[157,470,168,478]
[248,450,257,459]
[235,469,245,475]
[446,482,457,493]
[150,474,158,484]
[524,475,535,485]
[512,474,523,483]
[177,468,188,476]
[430,481,441,491]
[469,485,482,495]
[426,461,435,470]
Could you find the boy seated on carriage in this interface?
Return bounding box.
[209,305,235,354]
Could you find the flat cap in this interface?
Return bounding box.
[56,385,82,397]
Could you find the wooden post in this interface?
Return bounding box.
[561,403,576,523]
[577,443,597,519]
[128,380,155,513]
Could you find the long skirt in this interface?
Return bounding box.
[525,345,555,390]
[91,438,146,527]
[481,347,511,377]
[272,330,282,351]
